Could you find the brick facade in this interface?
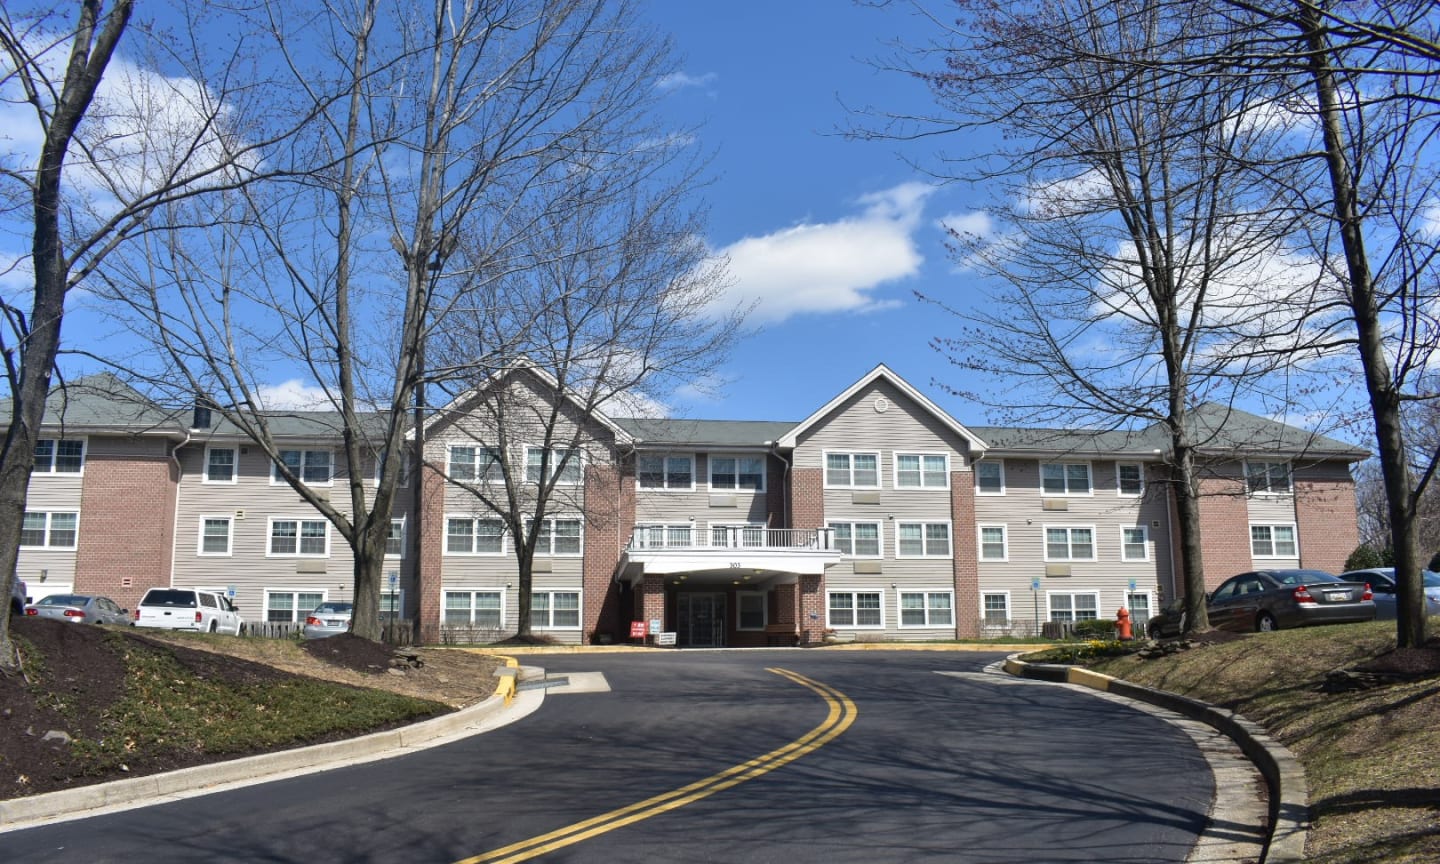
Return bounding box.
[950,470,979,638]
[583,461,634,642]
[416,464,446,643]
[1296,479,1360,574]
[1195,476,1253,591]
[798,574,823,644]
[791,467,823,532]
[73,437,178,611]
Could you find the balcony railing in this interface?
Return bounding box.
[628,525,836,552]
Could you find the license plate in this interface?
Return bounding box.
[1324,591,1350,601]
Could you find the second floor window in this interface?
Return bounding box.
[896,453,948,488]
[830,521,882,557]
[710,455,765,491]
[638,455,694,489]
[976,461,1005,495]
[275,449,332,484]
[527,447,582,484]
[270,519,328,556]
[825,452,879,488]
[1246,461,1291,495]
[1041,462,1092,495]
[34,439,84,474]
[205,447,236,483]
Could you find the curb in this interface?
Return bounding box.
[0,660,535,831]
[1002,655,1308,863]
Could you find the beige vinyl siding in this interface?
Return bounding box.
[793,379,972,471]
[19,450,85,596]
[1247,493,1297,525]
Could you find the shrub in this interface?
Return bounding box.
[1345,544,1391,571]
[1072,619,1117,639]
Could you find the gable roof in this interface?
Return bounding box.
[420,359,635,445]
[614,418,798,448]
[8,373,183,434]
[775,364,986,452]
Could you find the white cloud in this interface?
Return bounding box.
[256,380,334,411]
[939,211,995,240]
[656,71,718,93]
[714,182,933,325]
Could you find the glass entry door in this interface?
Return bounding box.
[677,592,726,647]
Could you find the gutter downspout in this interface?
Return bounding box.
[166,430,192,591]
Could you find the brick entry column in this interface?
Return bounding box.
[417,465,445,643]
[641,573,666,633]
[798,574,823,644]
[951,470,979,638]
[74,438,178,611]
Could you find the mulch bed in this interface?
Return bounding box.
[1352,636,1440,677]
[298,633,402,674]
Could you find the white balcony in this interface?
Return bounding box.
[618,525,841,584]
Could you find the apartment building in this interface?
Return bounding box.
[12,364,1365,646]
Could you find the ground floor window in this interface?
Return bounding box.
[737,591,766,630]
[532,591,580,629]
[1251,524,1297,558]
[982,592,1010,626]
[445,590,502,628]
[828,591,882,628]
[1126,592,1151,623]
[899,591,953,627]
[20,511,78,548]
[267,590,324,623]
[1048,591,1100,623]
[380,590,405,623]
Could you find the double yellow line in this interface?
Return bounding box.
[455,668,857,864]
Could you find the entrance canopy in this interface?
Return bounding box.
[616,526,840,589]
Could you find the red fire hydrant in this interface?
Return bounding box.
[1116,607,1133,641]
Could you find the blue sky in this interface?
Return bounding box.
[639,1,990,423]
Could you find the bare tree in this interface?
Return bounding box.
[856,0,1331,633]
[101,0,727,641]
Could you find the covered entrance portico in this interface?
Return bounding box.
[616,528,840,647]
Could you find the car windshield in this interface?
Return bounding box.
[313,603,353,614]
[1425,571,1440,588]
[142,589,197,607]
[1273,570,1342,585]
[37,595,86,606]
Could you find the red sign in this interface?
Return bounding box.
[630,620,648,638]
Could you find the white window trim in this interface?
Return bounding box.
[828,520,884,559]
[892,452,951,490]
[443,514,508,556]
[1046,590,1102,622]
[271,448,334,487]
[1043,524,1098,562]
[736,590,768,631]
[1120,525,1150,562]
[981,591,1012,627]
[380,587,407,621]
[977,523,1009,562]
[636,452,697,492]
[894,520,953,559]
[33,437,87,476]
[633,523,696,549]
[826,590,886,630]
[197,514,234,557]
[1116,462,1144,497]
[897,590,955,629]
[531,589,583,631]
[264,588,328,624]
[266,516,332,558]
[443,589,506,628]
[1040,461,1094,497]
[822,450,882,489]
[1126,590,1155,621]
[707,452,767,493]
[1244,460,1293,496]
[527,446,584,485]
[202,446,239,485]
[529,516,585,558]
[386,518,406,558]
[975,460,1006,496]
[372,449,410,487]
[19,510,80,549]
[1251,522,1299,559]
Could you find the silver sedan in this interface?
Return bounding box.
[302,602,354,639]
[24,594,133,625]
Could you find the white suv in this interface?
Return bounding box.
[134,588,245,635]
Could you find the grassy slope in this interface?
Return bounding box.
[1089,621,1440,864]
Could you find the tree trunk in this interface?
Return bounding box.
[1169,432,1212,633]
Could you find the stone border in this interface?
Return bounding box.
[1003,655,1308,864]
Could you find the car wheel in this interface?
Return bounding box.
[209,620,218,633]
[1256,612,1278,632]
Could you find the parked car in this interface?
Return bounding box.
[9,577,25,615]
[1341,568,1440,620]
[302,602,354,639]
[133,588,245,635]
[1208,569,1374,632]
[1147,598,1188,638]
[24,593,133,625]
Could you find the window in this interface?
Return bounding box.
[20,511,78,548]
[1045,526,1096,561]
[1049,592,1100,623]
[33,439,85,474]
[532,518,583,556]
[532,591,580,629]
[266,591,325,623]
[446,517,506,555]
[1117,463,1144,496]
[444,591,502,628]
[737,592,766,630]
[825,452,879,488]
[897,522,951,558]
[638,454,694,490]
[1121,526,1149,561]
[373,448,411,486]
[526,447,582,484]
[380,589,404,623]
[1246,461,1292,495]
[1251,524,1298,558]
[710,455,765,491]
[269,518,329,556]
[828,591,882,628]
[274,449,332,485]
[204,447,237,483]
[900,592,953,627]
[978,525,1008,561]
[830,521,882,557]
[976,461,1005,495]
[1126,592,1151,623]
[982,592,1010,626]
[895,453,948,488]
[634,524,694,548]
[1042,462,1092,495]
[386,519,405,557]
[450,446,502,483]
[199,516,232,556]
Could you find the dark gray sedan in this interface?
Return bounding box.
[1208,569,1374,632]
[24,593,132,626]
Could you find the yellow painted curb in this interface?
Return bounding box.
[1066,667,1114,691]
[491,655,520,706]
